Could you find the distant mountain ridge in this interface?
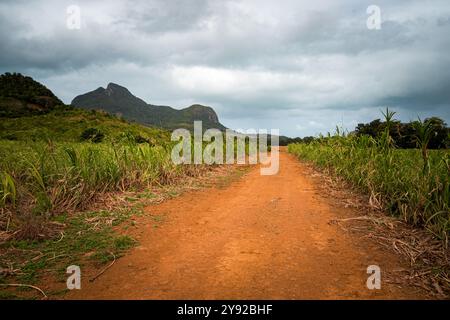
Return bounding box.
[71,83,226,131]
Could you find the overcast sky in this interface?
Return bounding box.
[1,0,449,137]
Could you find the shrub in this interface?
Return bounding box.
[80,128,105,143]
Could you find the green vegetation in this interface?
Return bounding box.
[283,115,449,148]
[0,206,142,298]
[0,107,169,143]
[80,128,105,143]
[0,141,196,223]
[0,74,243,241]
[0,105,184,231]
[0,73,63,117]
[288,111,450,243]
[355,116,449,149]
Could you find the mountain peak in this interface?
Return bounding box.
[71,83,226,131]
[105,83,131,96]
[183,104,220,125]
[106,82,123,89]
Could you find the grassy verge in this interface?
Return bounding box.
[288,136,449,243]
[0,140,205,237]
[0,205,140,299]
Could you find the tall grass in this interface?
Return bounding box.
[288,131,450,244]
[0,140,203,217]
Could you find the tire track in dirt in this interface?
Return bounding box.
[66,148,426,299]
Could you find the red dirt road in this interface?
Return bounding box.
[67,149,425,299]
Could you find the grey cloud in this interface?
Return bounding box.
[120,0,211,33]
[0,0,449,136]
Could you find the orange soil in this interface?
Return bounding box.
[66,148,426,299]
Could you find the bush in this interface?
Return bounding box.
[2,133,18,141]
[134,135,150,144]
[80,128,105,143]
[355,117,449,149]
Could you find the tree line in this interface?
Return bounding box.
[285,116,449,149]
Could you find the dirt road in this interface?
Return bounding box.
[67,148,425,299]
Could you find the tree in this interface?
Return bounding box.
[80,128,104,143]
[355,115,449,150]
[424,117,449,149]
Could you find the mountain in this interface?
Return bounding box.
[71,83,226,131]
[0,73,170,144]
[0,72,63,117]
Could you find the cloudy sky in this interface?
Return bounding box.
[1,0,449,136]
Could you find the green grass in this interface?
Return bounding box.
[0,108,169,144]
[0,107,180,219]
[0,140,197,218]
[288,135,450,243]
[0,108,257,220]
[0,206,141,297]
